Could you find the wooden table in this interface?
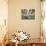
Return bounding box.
[18,43,46,46]
[35,43,46,46]
[5,38,46,46]
[18,38,46,46]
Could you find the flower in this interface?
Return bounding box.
[11,31,30,42]
[17,31,30,41]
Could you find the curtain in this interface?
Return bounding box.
[0,0,8,45]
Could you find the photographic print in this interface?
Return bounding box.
[21,9,35,20]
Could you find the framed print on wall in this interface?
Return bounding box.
[21,9,35,20]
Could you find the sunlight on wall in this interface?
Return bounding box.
[0,0,8,44]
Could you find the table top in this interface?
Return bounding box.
[18,38,46,44]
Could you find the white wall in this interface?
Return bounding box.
[8,0,41,38]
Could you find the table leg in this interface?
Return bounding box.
[31,44,35,46]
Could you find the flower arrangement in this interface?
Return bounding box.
[10,31,30,42]
[17,31,30,41]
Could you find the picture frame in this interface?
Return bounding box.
[21,9,35,20]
